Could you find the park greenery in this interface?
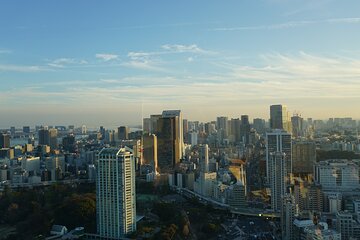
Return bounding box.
[0,183,96,240]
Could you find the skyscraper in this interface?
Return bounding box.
[150,114,162,134]
[269,152,288,212]
[96,147,136,238]
[199,144,209,173]
[266,129,292,180]
[156,116,181,173]
[291,114,304,138]
[0,133,10,148]
[281,194,296,240]
[216,116,228,141]
[240,115,251,144]
[142,118,151,134]
[292,141,316,174]
[23,126,30,135]
[183,119,188,143]
[162,110,184,155]
[230,118,241,143]
[143,134,158,172]
[253,118,266,134]
[118,126,129,141]
[270,104,292,133]
[49,128,58,150]
[38,128,50,146]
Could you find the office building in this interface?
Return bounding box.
[49,128,58,150]
[118,126,129,141]
[306,184,323,213]
[292,141,316,174]
[96,147,136,238]
[291,114,304,138]
[142,134,158,172]
[143,118,151,134]
[199,144,209,173]
[266,129,292,180]
[229,182,246,210]
[23,126,30,135]
[230,118,241,143]
[194,172,217,197]
[62,134,75,152]
[216,116,228,141]
[156,116,181,173]
[0,133,10,148]
[149,114,161,134]
[38,128,50,146]
[270,104,292,133]
[10,127,15,136]
[253,118,266,134]
[336,211,360,240]
[240,115,251,145]
[314,159,360,191]
[269,152,288,212]
[162,110,184,155]
[189,131,198,146]
[183,119,188,143]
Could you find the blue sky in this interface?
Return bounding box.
[1,0,360,128]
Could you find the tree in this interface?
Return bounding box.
[54,193,96,232]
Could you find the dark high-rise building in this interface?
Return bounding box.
[292,141,316,174]
[49,128,58,150]
[143,118,151,134]
[270,104,291,133]
[143,134,158,172]
[0,133,10,148]
[23,126,30,134]
[253,118,266,134]
[10,127,15,136]
[118,126,129,141]
[240,115,251,144]
[99,126,105,140]
[291,115,304,138]
[62,135,75,152]
[183,119,188,143]
[230,118,241,143]
[38,129,50,146]
[150,114,162,134]
[216,116,228,140]
[156,116,181,173]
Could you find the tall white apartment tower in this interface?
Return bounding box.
[96,147,136,238]
[266,129,292,182]
[269,152,288,212]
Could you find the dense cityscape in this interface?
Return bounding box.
[1,105,360,239]
[2,1,360,240]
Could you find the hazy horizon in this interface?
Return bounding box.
[1,1,360,127]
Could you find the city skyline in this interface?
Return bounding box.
[1,1,360,127]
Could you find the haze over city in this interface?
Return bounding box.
[1,0,360,128]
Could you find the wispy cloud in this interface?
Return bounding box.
[161,44,211,54]
[121,60,165,72]
[47,58,88,68]
[0,64,44,72]
[212,17,360,31]
[122,44,213,71]
[95,53,118,61]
